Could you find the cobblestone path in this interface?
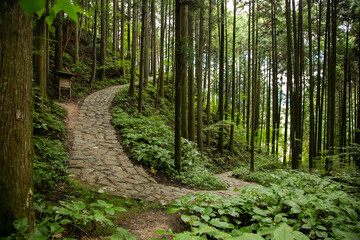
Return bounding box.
[69,85,254,205]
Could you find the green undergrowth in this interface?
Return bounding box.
[111,86,226,190]
[33,89,69,193]
[163,169,360,239]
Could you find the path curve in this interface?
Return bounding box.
[69,85,254,205]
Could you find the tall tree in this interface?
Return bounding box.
[35,14,47,98]
[129,0,138,98]
[218,0,225,153]
[325,0,337,173]
[308,0,315,170]
[175,0,188,171]
[196,0,205,153]
[340,22,349,166]
[138,0,149,113]
[90,0,99,85]
[188,5,195,141]
[0,0,35,235]
[229,0,236,154]
[206,0,212,148]
[151,0,157,85]
[113,0,118,52]
[120,0,125,74]
[180,2,188,139]
[100,0,106,80]
[159,0,166,98]
[250,0,257,172]
[271,0,279,155]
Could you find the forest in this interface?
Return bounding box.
[1,0,360,239]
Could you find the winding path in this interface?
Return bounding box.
[68,85,254,205]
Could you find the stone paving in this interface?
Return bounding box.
[69,85,254,205]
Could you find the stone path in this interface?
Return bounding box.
[69,85,254,205]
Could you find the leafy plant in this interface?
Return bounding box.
[165,170,360,239]
[111,99,226,190]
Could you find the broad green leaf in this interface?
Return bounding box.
[209,218,235,229]
[59,219,72,225]
[45,4,61,26]
[173,231,207,240]
[292,231,309,240]
[13,218,28,234]
[20,0,45,17]
[252,207,268,216]
[29,230,47,240]
[105,208,115,215]
[114,207,127,212]
[315,230,328,238]
[229,233,265,240]
[285,200,301,214]
[96,200,108,207]
[49,222,64,234]
[333,229,360,240]
[274,223,294,240]
[155,229,174,236]
[55,0,82,24]
[166,207,181,214]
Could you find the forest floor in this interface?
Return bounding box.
[60,84,255,239]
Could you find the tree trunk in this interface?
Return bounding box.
[138,0,149,113]
[175,0,188,172]
[206,0,212,148]
[35,15,47,99]
[151,0,156,85]
[113,0,118,52]
[250,0,256,172]
[188,7,195,142]
[218,0,225,153]
[100,0,106,80]
[180,4,188,139]
[284,0,293,166]
[325,0,337,174]
[90,0,98,86]
[246,1,251,146]
[159,0,166,97]
[308,0,315,171]
[0,0,35,235]
[196,1,205,153]
[129,0,138,98]
[127,1,131,59]
[229,0,236,154]
[120,0,125,74]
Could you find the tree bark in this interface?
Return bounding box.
[229,0,236,154]
[100,0,106,80]
[129,0,138,98]
[35,15,47,99]
[159,0,166,97]
[120,0,125,74]
[0,0,35,235]
[138,0,148,113]
[175,0,188,172]
[196,1,205,152]
[113,0,118,52]
[91,0,98,86]
[218,0,225,153]
[188,6,195,142]
[151,0,156,85]
[308,0,315,171]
